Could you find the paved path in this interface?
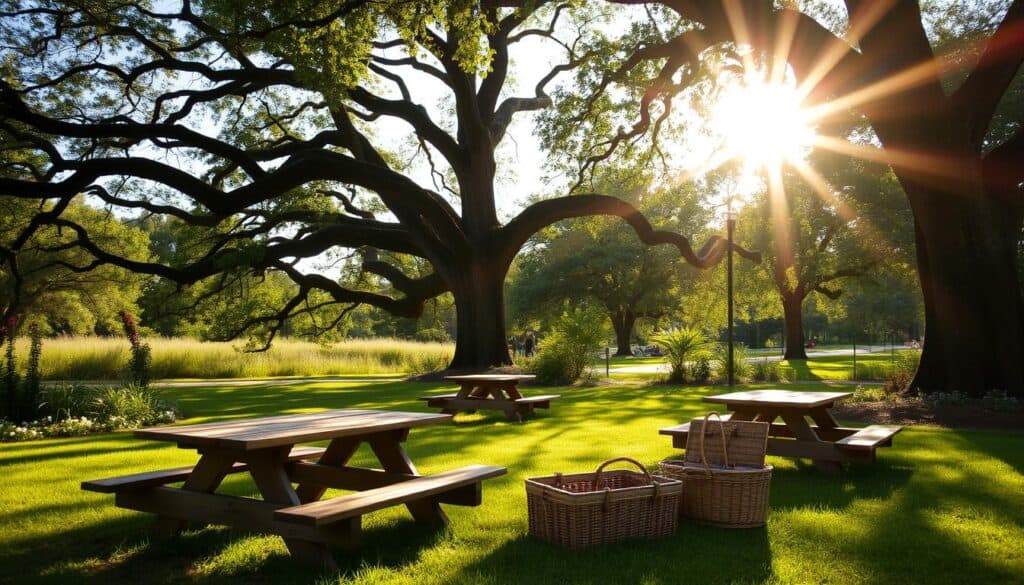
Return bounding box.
[606,346,896,374]
[42,376,405,388]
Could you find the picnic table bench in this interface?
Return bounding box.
[82,409,506,570]
[419,374,559,421]
[660,390,901,473]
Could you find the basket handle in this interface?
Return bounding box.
[592,457,654,489]
[699,412,731,475]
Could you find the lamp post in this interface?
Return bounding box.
[726,204,737,387]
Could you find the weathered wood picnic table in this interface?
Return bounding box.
[660,389,901,473]
[419,374,559,421]
[82,409,506,570]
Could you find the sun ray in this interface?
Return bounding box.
[766,164,795,275]
[793,0,898,105]
[790,158,893,252]
[812,135,970,187]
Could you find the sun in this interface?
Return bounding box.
[710,74,818,171]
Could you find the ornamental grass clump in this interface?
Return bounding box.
[651,327,711,384]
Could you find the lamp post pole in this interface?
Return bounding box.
[727,207,737,387]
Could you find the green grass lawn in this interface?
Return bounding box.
[2,379,1022,584]
[776,351,916,381]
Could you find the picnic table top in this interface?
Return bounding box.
[704,389,852,409]
[134,409,452,451]
[443,374,536,383]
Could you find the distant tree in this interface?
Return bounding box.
[510,172,750,356]
[0,198,148,335]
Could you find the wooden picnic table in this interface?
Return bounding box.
[419,374,559,421]
[660,389,901,473]
[82,409,506,570]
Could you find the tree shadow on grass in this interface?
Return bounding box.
[5,509,449,585]
[455,526,771,585]
[768,460,914,511]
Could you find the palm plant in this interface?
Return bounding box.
[651,327,710,383]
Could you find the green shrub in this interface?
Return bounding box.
[532,308,606,384]
[38,383,99,421]
[5,383,177,442]
[651,327,709,384]
[713,342,750,382]
[883,351,920,393]
[751,357,788,383]
[89,384,175,427]
[407,352,451,375]
[849,386,895,403]
[413,328,451,343]
[691,351,713,384]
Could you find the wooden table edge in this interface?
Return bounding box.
[133,411,453,450]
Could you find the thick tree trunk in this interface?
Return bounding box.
[905,182,1024,396]
[611,309,636,356]
[447,259,513,371]
[782,294,807,360]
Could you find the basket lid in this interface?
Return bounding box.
[684,416,769,467]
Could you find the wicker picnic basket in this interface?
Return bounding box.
[658,412,772,528]
[525,457,683,549]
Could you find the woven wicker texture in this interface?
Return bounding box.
[525,457,682,549]
[661,413,772,528]
[684,415,770,467]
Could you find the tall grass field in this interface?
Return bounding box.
[12,336,453,380]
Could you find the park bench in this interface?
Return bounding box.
[275,464,506,526]
[82,446,326,493]
[834,424,902,450]
[419,374,559,421]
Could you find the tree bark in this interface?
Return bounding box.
[782,293,808,360]
[447,258,513,371]
[904,181,1024,395]
[611,309,636,356]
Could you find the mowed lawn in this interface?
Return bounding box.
[2,379,1022,584]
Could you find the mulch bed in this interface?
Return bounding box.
[835,399,1024,431]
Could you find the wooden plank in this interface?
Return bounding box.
[704,390,852,409]
[295,437,361,504]
[835,425,903,451]
[82,447,326,493]
[426,397,516,411]
[247,447,339,570]
[418,393,459,401]
[368,434,449,524]
[275,465,507,526]
[115,487,359,547]
[137,409,452,450]
[444,374,535,383]
[514,394,560,404]
[289,462,415,491]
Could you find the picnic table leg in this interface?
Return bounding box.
[808,406,840,429]
[367,433,449,526]
[152,449,235,538]
[778,412,844,474]
[295,437,362,503]
[248,447,339,571]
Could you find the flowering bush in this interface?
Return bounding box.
[1,384,179,442]
[119,311,152,389]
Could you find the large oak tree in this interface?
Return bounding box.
[586,0,1024,395]
[0,1,745,370]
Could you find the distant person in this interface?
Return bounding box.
[524,332,536,358]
